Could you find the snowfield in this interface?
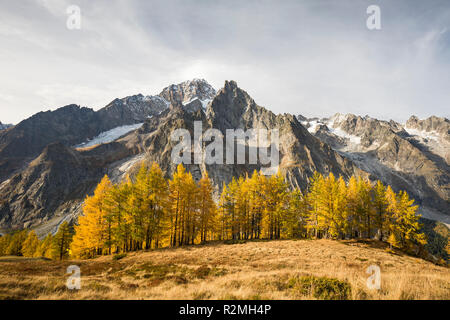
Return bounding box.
[301,120,321,134]
[404,126,440,142]
[300,117,362,147]
[75,123,143,148]
[327,126,362,146]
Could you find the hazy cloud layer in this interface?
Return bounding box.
[0,0,449,124]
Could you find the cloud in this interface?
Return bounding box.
[0,0,449,124]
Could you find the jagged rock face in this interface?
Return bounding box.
[402,115,450,166]
[0,105,103,158]
[205,81,365,190]
[182,99,204,113]
[0,105,110,183]
[207,80,257,130]
[327,113,404,148]
[97,94,169,128]
[406,115,450,141]
[0,143,105,233]
[159,79,216,107]
[314,124,346,149]
[301,113,450,223]
[0,122,12,131]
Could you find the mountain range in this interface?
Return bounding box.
[0,79,448,235]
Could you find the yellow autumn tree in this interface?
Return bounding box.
[103,180,131,253]
[71,175,112,258]
[284,189,308,238]
[198,171,217,243]
[22,231,40,257]
[146,163,170,248]
[168,164,199,246]
[35,233,54,258]
[263,171,289,239]
[306,171,324,238]
[0,234,9,256]
[393,191,427,251]
[373,180,388,240]
[51,222,73,260]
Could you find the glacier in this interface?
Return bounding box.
[74,123,143,149]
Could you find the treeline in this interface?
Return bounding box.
[0,222,72,260]
[0,163,427,260]
[71,163,216,258]
[70,163,426,259]
[219,171,426,251]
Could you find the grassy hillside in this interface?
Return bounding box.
[0,239,448,300]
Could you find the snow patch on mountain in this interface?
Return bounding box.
[301,120,321,133]
[75,123,143,148]
[328,113,349,125]
[299,115,362,146]
[404,126,440,141]
[327,126,362,145]
[404,126,449,164]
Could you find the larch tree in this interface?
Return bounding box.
[394,191,427,250]
[373,180,388,240]
[334,176,349,239]
[284,189,308,238]
[52,222,73,260]
[104,180,131,253]
[0,235,9,256]
[71,175,113,258]
[6,230,28,256]
[22,231,40,257]
[198,171,216,243]
[168,164,198,247]
[146,162,170,249]
[35,233,54,258]
[306,171,324,238]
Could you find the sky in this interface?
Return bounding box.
[0,0,449,124]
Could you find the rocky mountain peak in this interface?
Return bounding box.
[407,115,420,123]
[98,93,169,129]
[405,115,449,138]
[206,80,257,129]
[327,112,402,137]
[224,80,238,91]
[159,78,216,107]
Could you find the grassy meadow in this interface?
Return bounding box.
[0,239,448,300]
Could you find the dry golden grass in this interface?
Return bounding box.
[0,239,448,300]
